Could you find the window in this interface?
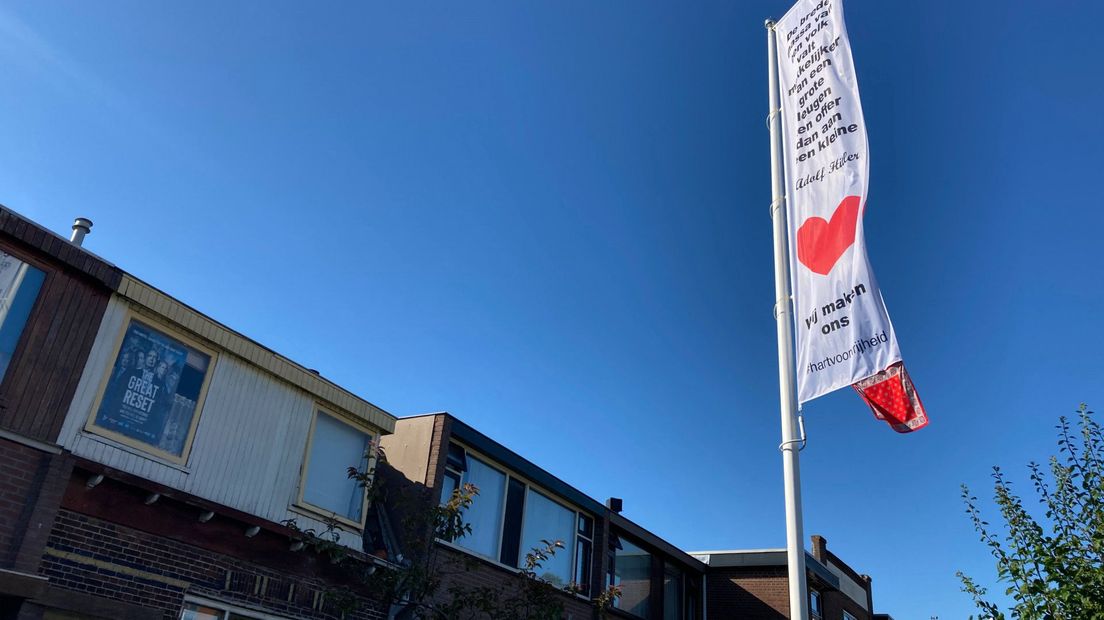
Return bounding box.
[610,535,652,618]
[88,317,214,463]
[453,454,507,558]
[442,444,593,589]
[520,488,575,586]
[180,598,288,620]
[0,251,45,382]
[300,410,373,525]
[663,564,683,620]
[843,612,857,620]
[685,571,699,620]
[441,443,466,500]
[575,514,594,595]
[809,590,822,619]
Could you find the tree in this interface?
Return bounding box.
[958,404,1104,619]
[286,447,619,619]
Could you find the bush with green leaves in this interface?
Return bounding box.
[288,447,619,619]
[958,404,1104,619]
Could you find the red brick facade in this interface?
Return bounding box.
[40,508,384,620]
[700,543,876,620]
[706,567,790,619]
[0,209,891,620]
[431,545,596,620]
[381,414,708,620]
[0,209,393,620]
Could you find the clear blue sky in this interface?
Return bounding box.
[1,1,1101,617]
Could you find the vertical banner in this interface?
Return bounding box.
[775,0,925,431]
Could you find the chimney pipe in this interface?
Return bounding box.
[70,217,93,246]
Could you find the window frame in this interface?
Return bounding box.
[180,594,291,620]
[84,311,218,466]
[662,561,684,620]
[607,531,654,618]
[0,246,48,387]
[809,589,823,619]
[296,405,376,530]
[574,512,594,596]
[440,441,593,590]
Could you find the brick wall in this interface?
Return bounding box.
[705,565,876,620]
[822,588,872,620]
[431,544,596,620]
[40,509,385,620]
[705,567,789,620]
[0,438,70,575]
[0,439,41,567]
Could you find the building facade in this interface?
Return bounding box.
[0,209,122,619]
[380,413,707,620]
[0,207,894,620]
[691,535,876,620]
[0,207,398,620]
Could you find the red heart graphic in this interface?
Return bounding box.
[796,195,861,275]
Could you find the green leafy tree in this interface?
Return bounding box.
[288,447,619,619]
[958,404,1104,619]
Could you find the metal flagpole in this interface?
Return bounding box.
[765,18,809,620]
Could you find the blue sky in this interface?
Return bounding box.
[1,1,1102,617]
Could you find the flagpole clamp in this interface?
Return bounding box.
[769,196,785,219]
[778,414,807,452]
[773,295,791,319]
[766,108,781,129]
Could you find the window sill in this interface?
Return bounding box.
[435,539,588,599]
[78,432,192,474]
[605,607,647,620]
[436,538,522,575]
[287,503,365,533]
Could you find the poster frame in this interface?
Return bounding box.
[83,309,218,466]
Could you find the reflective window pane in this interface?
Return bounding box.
[0,254,44,381]
[613,537,652,617]
[519,488,575,586]
[303,412,371,521]
[575,537,592,594]
[810,590,823,617]
[440,470,460,504]
[663,564,683,620]
[456,456,506,559]
[180,602,223,620]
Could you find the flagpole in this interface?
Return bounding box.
[765,18,809,620]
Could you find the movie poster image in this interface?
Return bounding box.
[93,320,211,457]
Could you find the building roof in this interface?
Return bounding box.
[435,412,707,572]
[446,414,607,515]
[0,206,121,289]
[0,205,395,432]
[690,549,840,589]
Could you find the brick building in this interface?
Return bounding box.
[0,207,399,620]
[0,210,122,618]
[691,535,877,620]
[0,207,894,620]
[380,413,707,620]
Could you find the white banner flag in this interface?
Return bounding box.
[776,0,901,404]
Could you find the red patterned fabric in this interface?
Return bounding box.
[852,362,929,433]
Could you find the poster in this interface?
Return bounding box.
[93,319,211,457]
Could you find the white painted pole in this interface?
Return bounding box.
[765,18,809,620]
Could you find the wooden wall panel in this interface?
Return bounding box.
[57,297,372,550]
[0,243,113,443]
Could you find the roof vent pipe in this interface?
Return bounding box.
[70,217,93,246]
